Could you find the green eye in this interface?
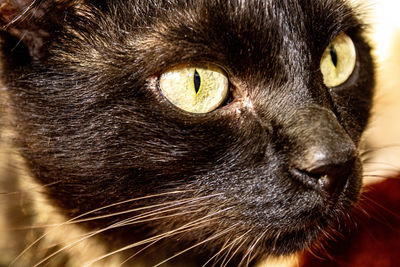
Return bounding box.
[320,33,356,87]
[159,64,229,113]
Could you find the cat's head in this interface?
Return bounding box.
[0,0,374,265]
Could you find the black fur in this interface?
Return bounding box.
[0,0,374,265]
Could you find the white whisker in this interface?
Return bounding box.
[70,194,219,225]
[224,238,249,267]
[217,230,251,267]
[152,223,240,267]
[0,181,60,196]
[31,202,211,266]
[202,237,233,267]
[4,0,38,28]
[239,229,268,266]
[8,196,205,230]
[33,209,205,267]
[119,240,159,266]
[84,207,234,266]
[10,190,195,266]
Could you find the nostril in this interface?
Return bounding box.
[304,161,354,197]
[318,174,343,197]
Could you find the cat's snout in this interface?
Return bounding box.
[298,146,356,197]
[287,106,358,198]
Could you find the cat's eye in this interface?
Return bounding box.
[320,33,356,87]
[159,64,229,113]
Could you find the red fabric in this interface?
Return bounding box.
[300,178,400,267]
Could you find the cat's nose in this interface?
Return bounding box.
[287,106,357,197]
[298,146,356,197]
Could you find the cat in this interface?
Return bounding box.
[0,0,375,266]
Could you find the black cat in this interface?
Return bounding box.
[0,0,374,266]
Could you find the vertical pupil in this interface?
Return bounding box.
[194,69,201,93]
[330,45,338,67]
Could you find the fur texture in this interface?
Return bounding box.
[0,0,374,265]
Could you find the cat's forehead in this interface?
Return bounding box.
[128,0,361,37]
[71,0,363,76]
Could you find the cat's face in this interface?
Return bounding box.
[0,0,374,265]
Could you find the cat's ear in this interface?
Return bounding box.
[0,0,74,60]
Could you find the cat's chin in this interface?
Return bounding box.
[222,209,344,261]
[225,171,362,257]
[262,225,325,255]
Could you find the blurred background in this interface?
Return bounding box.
[360,0,400,182]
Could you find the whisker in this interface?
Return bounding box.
[9,190,194,265]
[32,224,116,267]
[8,193,214,231]
[306,244,327,261]
[105,208,212,266]
[362,161,400,167]
[86,223,208,266]
[0,181,60,195]
[363,174,398,180]
[268,231,282,260]
[70,190,194,220]
[216,241,237,267]
[362,161,400,178]
[65,194,217,225]
[84,208,233,266]
[152,223,240,267]
[219,231,251,267]
[119,240,159,266]
[107,196,221,227]
[208,238,234,267]
[359,144,400,158]
[360,195,400,220]
[86,197,219,236]
[202,237,232,267]
[31,203,213,266]
[4,0,38,28]
[309,226,334,261]
[221,234,250,267]
[36,209,201,266]
[352,198,371,218]
[110,206,207,229]
[240,229,267,267]
[203,229,250,267]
